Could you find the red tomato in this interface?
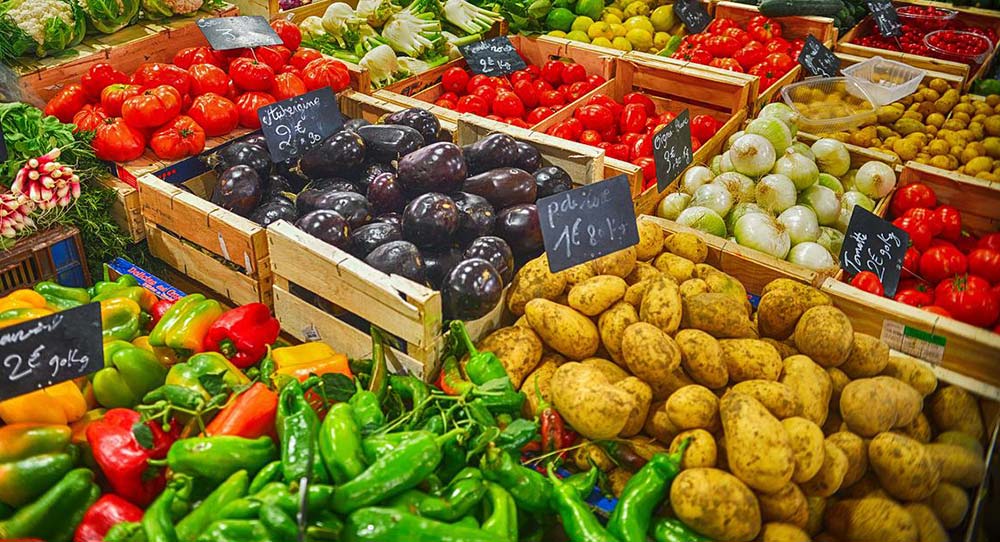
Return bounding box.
[187,93,239,137]
[579,129,602,146]
[587,74,606,86]
[270,19,302,50]
[692,136,702,153]
[92,117,146,162]
[524,64,541,79]
[188,64,231,97]
[507,118,530,129]
[733,42,767,70]
[471,85,498,105]
[173,47,226,70]
[707,18,738,34]
[748,63,779,89]
[290,48,323,70]
[764,52,795,73]
[272,72,308,100]
[566,81,593,101]
[491,76,512,89]
[923,305,952,317]
[557,83,574,102]
[132,63,192,96]
[438,91,459,103]
[621,93,654,117]
[630,134,653,160]
[466,74,493,94]
[561,63,587,85]
[935,274,1000,327]
[676,48,713,65]
[968,248,1000,283]
[890,183,937,217]
[575,104,615,132]
[235,92,275,129]
[634,157,656,185]
[690,114,719,142]
[748,15,783,42]
[709,58,744,72]
[764,37,792,54]
[100,84,142,117]
[721,27,751,45]
[920,245,968,284]
[278,64,303,76]
[149,115,206,160]
[492,92,525,118]
[894,288,933,307]
[72,105,108,133]
[512,80,538,109]
[44,84,89,124]
[605,143,630,161]
[80,63,128,100]
[903,246,921,278]
[620,133,642,148]
[532,79,553,93]
[704,35,742,57]
[121,85,182,129]
[893,216,934,252]
[240,46,289,72]
[902,207,943,237]
[538,90,565,107]
[979,232,1000,253]
[230,58,276,92]
[525,106,555,124]
[956,232,979,254]
[619,103,648,134]
[850,271,885,296]
[547,120,576,140]
[441,67,470,94]
[540,61,565,85]
[302,59,350,92]
[934,205,962,241]
[456,95,489,116]
[510,70,533,85]
[585,95,621,119]
[434,98,456,109]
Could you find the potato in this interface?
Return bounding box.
[903,503,948,542]
[476,326,543,389]
[840,377,923,437]
[678,278,709,299]
[507,255,566,315]
[762,279,832,304]
[597,301,638,364]
[520,358,559,417]
[664,232,707,263]
[756,286,831,341]
[636,220,665,261]
[826,367,850,405]
[898,412,932,443]
[621,322,683,400]
[757,482,808,528]
[800,441,848,497]
[623,278,654,307]
[721,392,795,493]
[868,432,941,501]
[733,381,801,419]
[525,299,599,361]
[929,385,985,441]
[625,437,668,460]
[644,401,679,443]
[839,472,887,499]
[625,261,659,285]
[681,293,757,338]
[821,411,844,437]
[762,337,798,359]
[607,468,633,498]
[882,354,937,396]
[793,306,854,367]
[925,443,985,488]
[839,333,889,378]
[804,496,826,536]
[653,252,695,283]
[824,498,917,542]
[758,522,810,542]
[567,275,628,316]
[781,417,825,483]
[675,329,728,389]
[922,482,969,529]
[581,357,629,383]
[826,431,868,488]
[639,275,682,335]
[670,468,761,542]
[571,441,614,472]
[560,262,596,286]
[719,340,782,382]
[695,266,748,301]
[666,385,720,431]
[592,246,637,278]
[780,355,833,426]
[615,377,652,437]
[671,429,717,469]
[936,431,984,457]
[550,362,635,439]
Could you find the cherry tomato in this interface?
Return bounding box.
[968,248,1000,283]
[935,274,1000,327]
[850,271,885,296]
[456,95,489,116]
[934,205,963,241]
[80,63,128,100]
[889,182,937,217]
[492,92,525,118]
[540,61,565,85]
[44,84,89,124]
[442,67,470,94]
[622,92,655,116]
[512,80,538,109]
[920,245,968,284]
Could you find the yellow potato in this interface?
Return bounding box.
[781,417,825,483]
[624,261,659,285]
[581,357,629,383]
[779,355,832,426]
[615,376,652,437]
[869,432,941,501]
[721,392,795,493]
[623,278,654,306]
[666,385,720,431]
[560,262,596,286]
[620,322,682,400]
[904,503,948,542]
[571,441,614,472]
[653,252,694,283]
[476,326,543,389]
[793,306,854,367]
[935,431,984,457]
[930,385,985,440]
[757,522,810,542]
[925,442,985,488]
[607,468,633,498]
[681,293,757,338]
[882,354,937,396]
[922,482,969,529]
[567,275,628,316]
[675,329,727,389]
[644,400,679,443]
[625,437,669,460]
[824,497,918,542]
[678,277,709,299]
[719,339,782,382]
[757,482,808,528]
[670,429,717,468]
[839,332,889,378]
[592,246,637,278]
[899,412,932,443]
[826,367,850,405]
[670,468,761,542]
[840,376,923,437]
[761,337,798,359]
[663,232,708,263]
[800,441,848,497]
[550,362,635,439]
[635,219,665,261]
[756,286,831,340]
[804,496,826,537]
[732,381,801,419]
[520,358,559,417]
[525,299,599,360]
[639,275,682,334]
[598,301,638,364]
[826,431,868,488]
[507,254,566,315]
[696,266,748,301]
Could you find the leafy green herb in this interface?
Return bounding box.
[132,422,154,449]
[320,373,356,402]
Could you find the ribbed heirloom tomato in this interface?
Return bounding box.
[173,46,226,70]
[44,84,88,124]
[230,58,276,92]
[100,84,142,117]
[93,117,146,162]
[80,63,128,100]
[121,85,183,129]
[302,59,350,92]
[935,274,1000,327]
[150,116,206,160]
[187,93,239,137]
[72,105,108,133]
[235,92,276,129]
[270,19,302,50]
[132,63,191,96]
[188,64,231,97]
[272,73,308,101]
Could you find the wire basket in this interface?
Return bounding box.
[842,56,925,107]
[781,77,877,133]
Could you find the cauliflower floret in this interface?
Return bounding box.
[165,0,203,15]
[8,0,75,44]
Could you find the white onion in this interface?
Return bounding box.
[791,142,814,161]
[680,166,714,195]
[691,183,734,217]
[818,173,844,194]
[726,202,766,234]
[734,212,791,259]
[730,134,776,177]
[759,102,799,137]
[841,190,875,213]
[677,206,727,237]
[710,155,724,176]
[817,226,845,257]
[712,172,755,201]
[799,185,840,226]
[841,169,858,191]
[811,138,851,177]
[773,149,819,190]
[747,117,793,155]
[778,205,821,245]
[720,151,735,173]
[788,242,836,270]
[656,192,691,220]
[755,174,797,214]
[725,130,745,151]
[854,161,896,199]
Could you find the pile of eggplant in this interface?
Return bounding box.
[206,107,574,321]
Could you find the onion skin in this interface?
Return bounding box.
[730,134,776,178]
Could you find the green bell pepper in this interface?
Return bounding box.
[163,352,250,401]
[149,294,224,354]
[93,340,168,408]
[33,281,90,310]
[0,424,78,508]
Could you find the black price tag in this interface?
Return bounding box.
[197,16,283,51]
[258,88,344,163]
[839,206,909,297]
[0,124,7,162]
[459,37,527,77]
[0,303,104,401]
[866,0,904,38]
[538,175,640,274]
[653,110,693,192]
[674,0,711,34]
[798,35,841,78]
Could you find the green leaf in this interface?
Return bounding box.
[198,371,229,396]
[478,376,512,393]
[320,373,356,402]
[132,422,154,449]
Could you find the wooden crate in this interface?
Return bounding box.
[112,128,256,188]
[16,5,237,105]
[338,90,457,137]
[96,176,145,243]
[0,226,90,294]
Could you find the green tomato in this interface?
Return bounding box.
[546,7,577,32]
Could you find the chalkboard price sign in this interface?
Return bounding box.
[197,16,283,51]
[653,109,693,192]
[674,0,711,34]
[839,206,910,297]
[258,88,344,163]
[538,175,640,273]
[0,303,104,401]
[459,37,527,77]
[866,0,904,38]
[0,124,7,162]
[798,35,840,78]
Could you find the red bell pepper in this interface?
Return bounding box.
[86,408,178,506]
[73,494,144,542]
[203,303,280,368]
[203,382,278,439]
[148,298,175,330]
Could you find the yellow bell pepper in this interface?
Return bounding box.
[272,343,351,382]
[133,335,181,366]
[0,290,48,312]
[0,380,88,425]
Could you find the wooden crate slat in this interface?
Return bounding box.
[621,53,754,115]
[96,176,145,243]
[899,162,1000,228]
[340,91,458,135]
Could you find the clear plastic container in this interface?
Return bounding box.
[842,56,925,107]
[924,30,993,65]
[781,77,877,133]
[896,6,957,31]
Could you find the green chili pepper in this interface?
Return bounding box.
[350,386,385,435]
[474,388,526,416]
[438,354,474,395]
[342,507,498,542]
[249,461,282,495]
[217,497,260,520]
[143,483,181,542]
[417,471,486,522]
[360,431,411,463]
[436,428,469,482]
[421,414,446,435]
[451,321,507,385]
[479,445,550,513]
[277,379,328,483]
[166,436,276,483]
[0,468,99,542]
[176,470,249,541]
[195,520,270,542]
[319,402,367,484]
[104,521,142,542]
[452,515,479,529]
[34,281,91,310]
[390,375,430,429]
[481,482,517,542]
[494,418,538,456]
[606,440,689,542]
[259,502,298,540]
[384,489,428,515]
[466,398,497,427]
[651,517,710,542]
[547,465,616,542]
[307,511,344,540]
[564,467,599,500]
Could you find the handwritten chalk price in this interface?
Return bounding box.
[866,0,904,38]
[258,88,343,163]
[839,206,910,296]
[196,16,283,51]
[652,110,693,192]
[459,37,527,77]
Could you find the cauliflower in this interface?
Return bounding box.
[0,0,86,59]
[441,0,500,35]
[141,0,203,21]
[78,0,140,34]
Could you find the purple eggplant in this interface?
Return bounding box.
[464,236,514,286]
[383,108,440,144]
[367,172,407,216]
[512,141,542,173]
[462,168,537,209]
[297,130,366,179]
[344,118,371,132]
[249,200,297,228]
[321,192,372,229]
[402,193,459,249]
[463,133,518,176]
[451,191,495,246]
[374,212,403,228]
[365,240,426,285]
[533,166,573,198]
[397,142,467,196]
[441,258,503,320]
[212,165,263,217]
[496,204,542,257]
[212,142,271,178]
[422,246,465,289]
[357,124,424,163]
[357,162,396,191]
[349,222,402,259]
[295,209,351,249]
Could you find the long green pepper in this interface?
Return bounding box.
[342,507,499,542]
[480,446,551,513]
[277,379,328,483]
[319,402,367,484]
[481,482,518,542]
[547,466,616,542]
[606,440,689,542]
[417,468,486,522]
[0,468,99,542]
[175,470,249,541]
[143,483,182,542]
[652,517,710,542]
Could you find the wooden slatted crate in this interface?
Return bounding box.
[338,90,457,136]
[96,176,145,243]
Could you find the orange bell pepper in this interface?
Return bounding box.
[0,381,88,425]
[204,382,278,439]
[273,343,352,381]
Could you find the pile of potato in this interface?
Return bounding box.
[472,217,992,542]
